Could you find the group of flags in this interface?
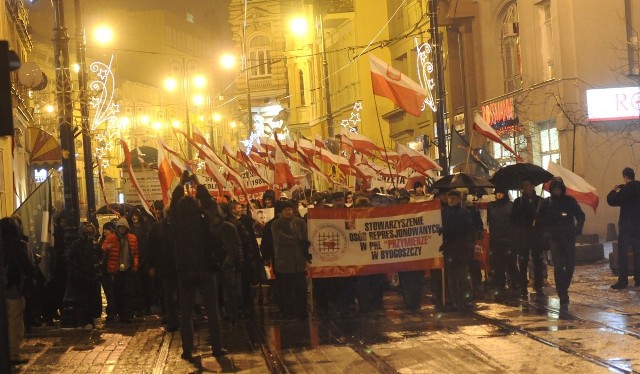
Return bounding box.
[369,54,599,212]
[115,54,599,215]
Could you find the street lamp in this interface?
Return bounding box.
[164,58,207,160]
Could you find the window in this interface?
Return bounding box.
[249,35,272,77]
[501,3,522,92]
[492,134,524,165]
[538,120,560,168]
[538,1,555,80]
[298,70,306,106]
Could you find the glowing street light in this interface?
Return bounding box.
[45,104,55,113]
[192,75,206,89]
[163,77,178,91]
[151,121,163,131]
[192,94,204,106]
[119,116,130,129]
[171,120,181,128]
[213,113,222,122]
[93,25,114,45]
[289,16,309,36]
[140,115,149,125]
[220,53,236,70]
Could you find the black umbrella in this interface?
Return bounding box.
[431,173,494,193]
[489,163,553,190]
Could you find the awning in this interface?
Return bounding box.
[28,127,61,167]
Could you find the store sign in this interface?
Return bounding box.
[481,97,516,126]
[586,87,640,121]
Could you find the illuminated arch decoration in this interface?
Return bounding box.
[415,38,437,113]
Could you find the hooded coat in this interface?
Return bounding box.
[538,178,585,240]
[101,218,139,274]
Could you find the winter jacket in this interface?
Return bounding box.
[607,180,640,231]
[101,233,139,274]
[147,219,177,278]
[538,195,585,240]
[67,238,102,282]
[487,198,514,242]
[440,205,475,262]
[271,216,308,274]
[511,193,542,229]
[211,220,242,270]
[170,209,211,273]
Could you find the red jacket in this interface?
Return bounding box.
[101,233,139,274]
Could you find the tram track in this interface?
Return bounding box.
[474,297,640,374]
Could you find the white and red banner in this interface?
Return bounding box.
[307,201,443,278]
[369,54,428,117]
[545,161,599,212]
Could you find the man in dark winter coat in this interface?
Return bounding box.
[148,208,178,331]
[171,197,226,359]
[2,217,39,365]
[271,200,309,319]
[208,203,242,323]
[511,178,545,297]
[228,201,259,316]
[440,190,476,311]
[538,177,585,307]
[488,187,518,297]
[66,222,102,329]
[607,167,640,289]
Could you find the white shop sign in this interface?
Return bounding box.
[586,86,640,121]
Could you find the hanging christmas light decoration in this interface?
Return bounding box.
[89,55,120,162]
[415,38,437,113]
[340,100,362,133]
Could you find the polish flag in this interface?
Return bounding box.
[473,113,521,160]
[273,144,297,188]
[545,161,599,212]
[369,54,427,117]
[157,140,187,204]
[298,138,317,157]
[396,143,442,174]
[315,135,326,150]
[341,128,383,158]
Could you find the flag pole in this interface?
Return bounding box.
[373,96,397,191]
[464,129,476,174]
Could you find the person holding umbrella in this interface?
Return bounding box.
[537,177,585,308]
[511,178,545,298]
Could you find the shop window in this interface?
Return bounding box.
[539,120,560,168]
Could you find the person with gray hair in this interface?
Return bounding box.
[608,167,640,289]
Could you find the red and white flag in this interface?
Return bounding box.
[298,138,317,157]
[156,145,173,205]
[369,54,427,117]
[119,138,155,217]
[273,143,297,188]
[396,143,442,174]
[473,113,521,160]
[546,161,599,212]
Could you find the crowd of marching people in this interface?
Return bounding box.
[13,165,640,364]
